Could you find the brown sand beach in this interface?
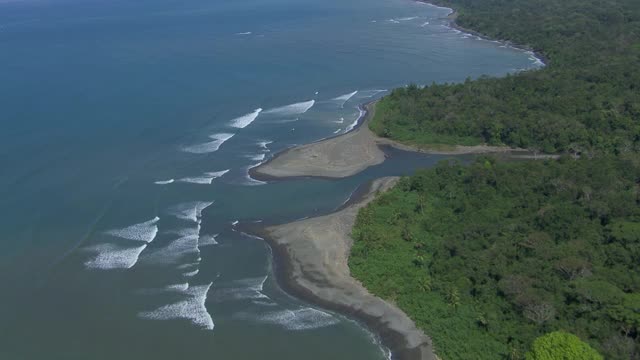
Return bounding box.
[251,101,530,180]
[258,177,437,360]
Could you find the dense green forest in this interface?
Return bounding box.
[369,0,640,154]
[350,157,640,359]
[355,0,640,357]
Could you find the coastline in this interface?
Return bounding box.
[245,3,556,360]
[251,177,437,360]
[250,1,551,182]
[249,101,387,181]
[423,0,548,66]
[251,100,533,181]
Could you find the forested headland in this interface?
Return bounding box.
[350,157,640,359]
[351,0,640,358]
[369,0,640,154]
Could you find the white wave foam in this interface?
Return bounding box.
[138,282,214,330]
[246,153,266,161]
[105,217,160,243]
[344,109,365,132]
[155,179,175,185]
[526,51,545,66]
[244,308,339,331]
[177,169,228,185]
[211,276,268,302]
[141,234,200,265]
[397,16,418,21]
[84,243,147,270]
[183,133,235,154]
[184,269,199,277]
[257,140,273,150]
[136,282,190,295]
[198,234,219,247]
[177,176,215,185]
[264,100,315,116]
[167,201,213,223]
[332,90,358,102]
[178,262,200,270]
[235,31,252,35]
[333,128,341,134]
[420,21,429,27]
[206,169,230,178]
[243,163,267,186]
[166,283,189,291]
[358,89,388,98]
[231,220,239,226]
[229,108,262,128]
[386,19,400,24]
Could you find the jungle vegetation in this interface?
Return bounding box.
[369,0,640,155]
[350,157,640,359]
[354,0,640,358]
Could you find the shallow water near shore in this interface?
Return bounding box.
[0,0,539,358]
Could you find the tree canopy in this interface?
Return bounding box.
[526,331,603,360]
[349,157,640,359]
[369,0,640,155]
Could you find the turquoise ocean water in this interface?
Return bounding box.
[0,0,541,358]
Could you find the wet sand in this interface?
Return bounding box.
[260,177,437,360]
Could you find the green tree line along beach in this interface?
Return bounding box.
[370,0,640,155]
[350,0,640,358]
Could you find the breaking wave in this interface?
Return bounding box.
[332,90,358,105]
[84,243,148,270]
[167,201,213,223]
[198,234,219,247]
[229,108,262,128]
[183,133,235,154]
[138,282,214,330]
[264,100,315,116]
[141,233,200,265]
[177,170,229,185]
[211,276,269,302]
[105,217,160,243]
[236,307,339,331]
[257,140,273,151]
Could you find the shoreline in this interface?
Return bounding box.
[245,3,556,360]
[251,100,538,181]
[249,101,387,181]
[247,177,437,360]
[421,0,548,66]
[250,2,551,182]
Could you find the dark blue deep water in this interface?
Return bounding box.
[0,0,540,358]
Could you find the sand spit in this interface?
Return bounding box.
[251,102,529,180]
[261,177,436,360]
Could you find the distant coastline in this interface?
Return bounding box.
[419,0,548,67]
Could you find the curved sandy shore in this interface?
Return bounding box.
[260,177,436,360]
[251,101,528,180]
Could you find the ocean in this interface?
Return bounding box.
[0,0,540,358]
